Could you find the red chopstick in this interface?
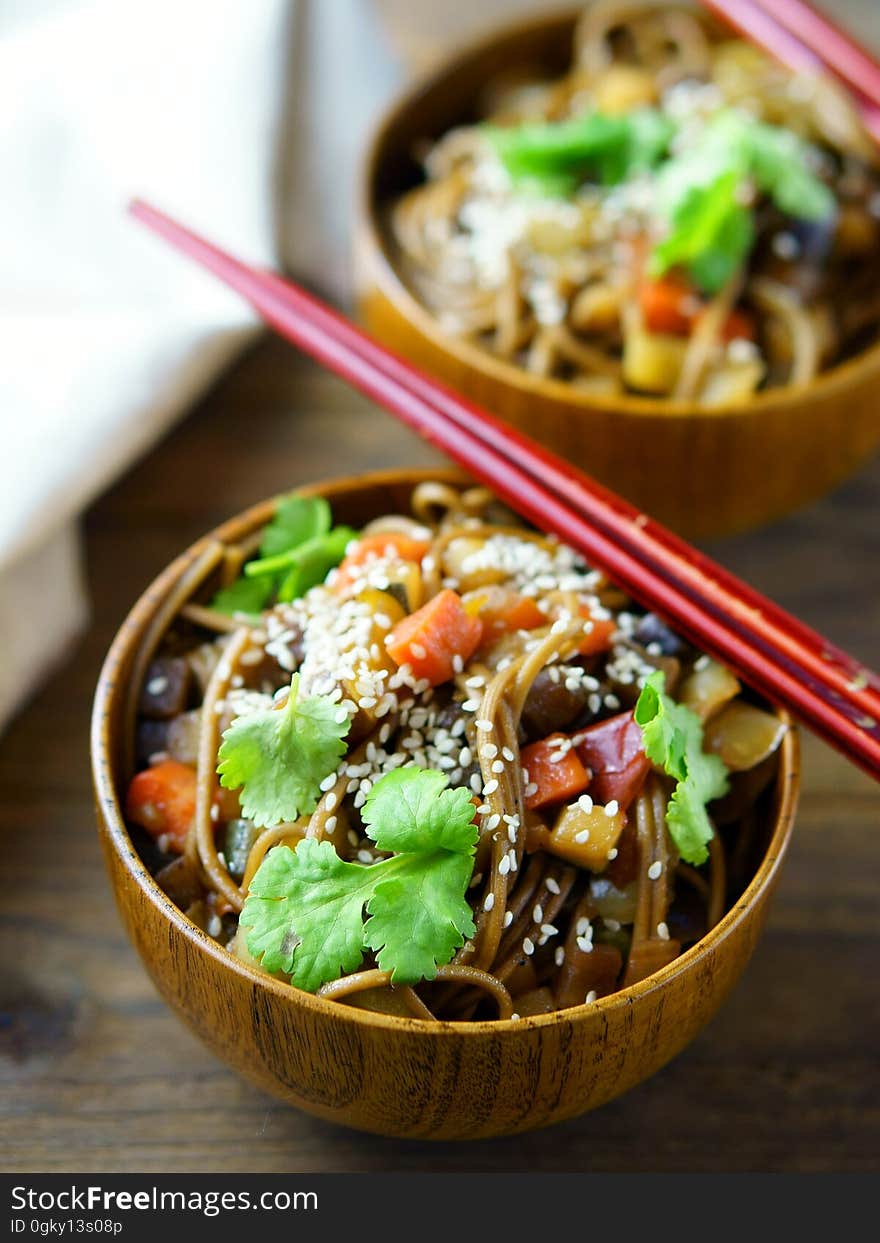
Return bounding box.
[702,0,880,142]
[128,199,880,781]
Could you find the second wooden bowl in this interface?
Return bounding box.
[91,468,800,1139]
[354,8,880,540]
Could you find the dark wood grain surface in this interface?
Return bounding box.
[2,335,878,1172]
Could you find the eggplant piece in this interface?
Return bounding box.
[138,657,192,719]
[156,855,205,910]
[520,667,592,739]
[135,718,170,766]
[633,613,686,656]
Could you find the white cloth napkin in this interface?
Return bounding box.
[0,0,404,730]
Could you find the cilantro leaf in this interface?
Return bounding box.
[362,766,479,855]
[364,850,476,983]
[259,494,331,558]
[485,108,674,192]
[217,673,350,827]
[634,671,729,865]
[240,766,478,990]
[745,121,836,222]
[210,574,273,619]
[243,838,372,987]
[650,169,755,293]
[650,110,834,292]
[209,492,353,615]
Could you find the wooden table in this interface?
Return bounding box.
[2,336,878,1172]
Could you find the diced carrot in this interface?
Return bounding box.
[640,278,755,342]
[125,759,197,852]
[334,532,430,595]
[578,607,617,657]
[464,586,547,640]
[575,710,651,810]
[386,589,483,686]
[639,276,695,336]
[521,735,591,810]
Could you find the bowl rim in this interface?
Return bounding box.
[357,3,880,421]
[91,467,800,1038]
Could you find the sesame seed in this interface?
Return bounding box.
[577,794,594,814]
[576,935,594,954]
[146,675,168,696]
[510,1013,521,1021]
[485,813,501,831]
[604,919,621,932]
[604,800,619,817]
[524,782,538,798]
[324,791,338,812]
[647,861,663,880]
[483,779,499,795]
[357,849,373,863]
[491,759,505,774]
[574,829,590,844]
[607,847,618,860]
[475,718,493,732]
[523,937,535,956]
[459,746,472,766]
[452,653,464,674]
[504,911,514,928]
[325,816,338,832]
[555,947,565,966]
[657,921,670,941]
[335,708,349,724]
[546,878,561,895]
[319,774,337,793]
[470,773,482,793]
[461,698,480,712]
[502,747,516,762]
[483,892,495,912]
[585,990,598,1004]
[499,856,511,876]
[209,804,219,822]
[576,917,591,936]
[694,654,710,671]
[483,743,498,759]
[541,924,558,938]
[533,904,544,924]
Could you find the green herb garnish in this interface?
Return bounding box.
[217,673,350,827]
[240,766,478,990]
[485,107,675,193]
[210,493,354,616]
[650,110,835,292]
[634,670,729,865]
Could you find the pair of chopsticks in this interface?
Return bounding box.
[703,0,880,142]
[129,200,880,782]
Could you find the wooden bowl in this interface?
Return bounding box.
[91,468,800,1139]
[354,8,880,540]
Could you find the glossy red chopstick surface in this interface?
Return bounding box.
[129,200,880,781]
[701,0,880,141]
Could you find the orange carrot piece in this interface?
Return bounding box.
[334,532,430,594]
[578,608,617,656]
[465,586,547,640]
[640,278,755,342]
[521,735,591,810]
[125,759,197,852]
[386,589,483,686]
